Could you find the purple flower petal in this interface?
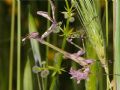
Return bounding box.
[69,67,90,84]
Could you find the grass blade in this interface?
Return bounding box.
[17,1,21,90]
[29,13,42,66]
[9,0,15,90]
[113,0,120,89]
[23,58,33,90]
[29,13,42,90]
[85,41,98,90]
[105,0,109,46]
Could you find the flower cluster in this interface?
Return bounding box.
[69,67,90,84]
[22,0,95,85]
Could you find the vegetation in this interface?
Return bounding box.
[0,0,119,90]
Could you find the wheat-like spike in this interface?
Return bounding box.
[73,0,112,89]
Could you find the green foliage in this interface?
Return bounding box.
[72,0,111,89]
[29,13,42,65]
[23,58,33,90]
[29,13,42,90]
[85,41,99,90]
[73,0,106,65]
[0,0,116,90]
[114,0,120,89]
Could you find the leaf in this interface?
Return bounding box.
[23,58,33,90]
[114,0,120,89]
[29,13,42,66]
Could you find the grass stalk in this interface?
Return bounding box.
[46,0,51,67]
[105,2,109,89]
[73,0,111,89]
[105,0,109,46]
[53,1,58,45]
[85,41,98,90]
[17,0,21,90]
[44,2,51,90]
[9,0,15,90]
[113,0,120,89]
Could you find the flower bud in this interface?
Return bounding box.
[41,70,49,78]
[69,17,75,22]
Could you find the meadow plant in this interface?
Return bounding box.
[72,0,112,89]
[22,0,117,90]
[23,0,95,87]
[1,0,119,90]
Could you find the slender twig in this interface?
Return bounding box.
[44,1,51,90]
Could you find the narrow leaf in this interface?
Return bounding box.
[23,58,33,90]
[114,0,120,89]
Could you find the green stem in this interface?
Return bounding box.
[49,35,67,90]
[9,0,15,90]
[53,1,58,45]
[103,1,111,89]
[105,0,109,47]
[17,1,21,90]
[50,77,57,90]
[37,74,41,90]
[42,40,67,56]
[46,0,51,65]
[61,37,67,49]
[65,0,70,10]
[36,39,86,66]
[43,2,51,90]
[114,0,120,90]
[50,1,72,89]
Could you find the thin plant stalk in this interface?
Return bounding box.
[46,0,51,67]
[50,0,71,89]
[105,0,109,46]
[53,1,58,45]
[33,36,88,66]
[49,37,67,90]
[44,2,51,90]
[113,0,120,90]
[50,0,81,88]
[105,1,110,89]
[17,0,21,90]
[9,0,15,90]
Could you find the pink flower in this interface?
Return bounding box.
[69,67,90,84]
